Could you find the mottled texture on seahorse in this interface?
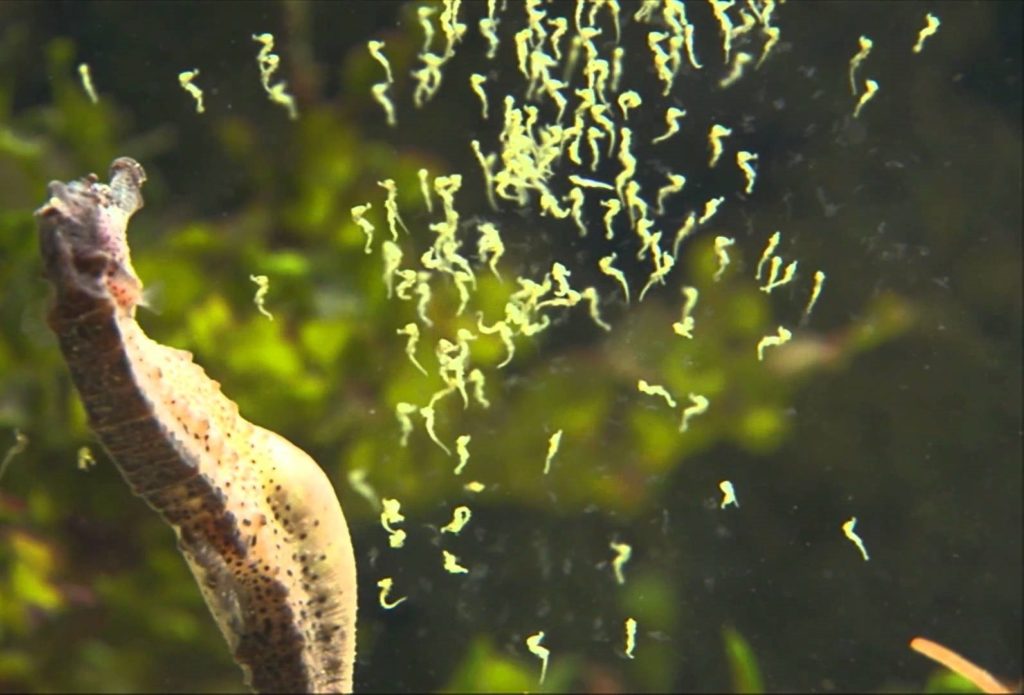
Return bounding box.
[35,158,358,693]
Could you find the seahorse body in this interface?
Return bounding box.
[35,158,358,693]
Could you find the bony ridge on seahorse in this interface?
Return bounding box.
[35,157,358,694]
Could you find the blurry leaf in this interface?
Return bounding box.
[923,669,986,693]
[723,626,764,694]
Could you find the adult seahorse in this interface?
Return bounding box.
[35,158,358,693]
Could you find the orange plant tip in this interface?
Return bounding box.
[909,636,1012,694]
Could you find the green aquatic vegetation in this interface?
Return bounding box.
[0,0,1020,692]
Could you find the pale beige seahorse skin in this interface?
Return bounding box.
[35,158,358,693]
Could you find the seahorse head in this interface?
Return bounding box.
[36,157,147,315]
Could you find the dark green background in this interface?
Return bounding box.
[0,1,1020,692]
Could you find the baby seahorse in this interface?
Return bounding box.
[35,158,358,693]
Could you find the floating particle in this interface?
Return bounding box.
[672,286,699,338]
[77,63,99,104]
[719,480,739,509]
[367,40,394,83]
[525,631,550,685]
[442,549,469,574]
[351,203,375,254]
[651,107,687,144]
[0,429,28,482]
[638,379,677,408]
[656,174,686,215]
[708,124,732,167]
[395,402,417,447]
[756,326,792,361]
[464,481,486,493]
[913,13,941,54]
[624,618,638,659]
[453,435,472,475]
[610,541,632,585]
[178,69,205,113]
[249,274,273,321]
[848,35,873,95]
[544,429,563,475]
[469,73,489,119]
[252,33,298,120]
[842,516,870,561]
[371,83,397,127]
[380,497,407,549]
[77,446,96,471]
[376,577,408,609]
[441,505,472,535]
[347,468,381,512]
[802,270,826,320]
[599,253,630,303]
[712,236,735,282]
[736,151,758,194]
[681,393,709,432]
[853,79,879,119]
[756,231,781,281]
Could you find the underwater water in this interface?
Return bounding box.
[0,1,1020,693]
